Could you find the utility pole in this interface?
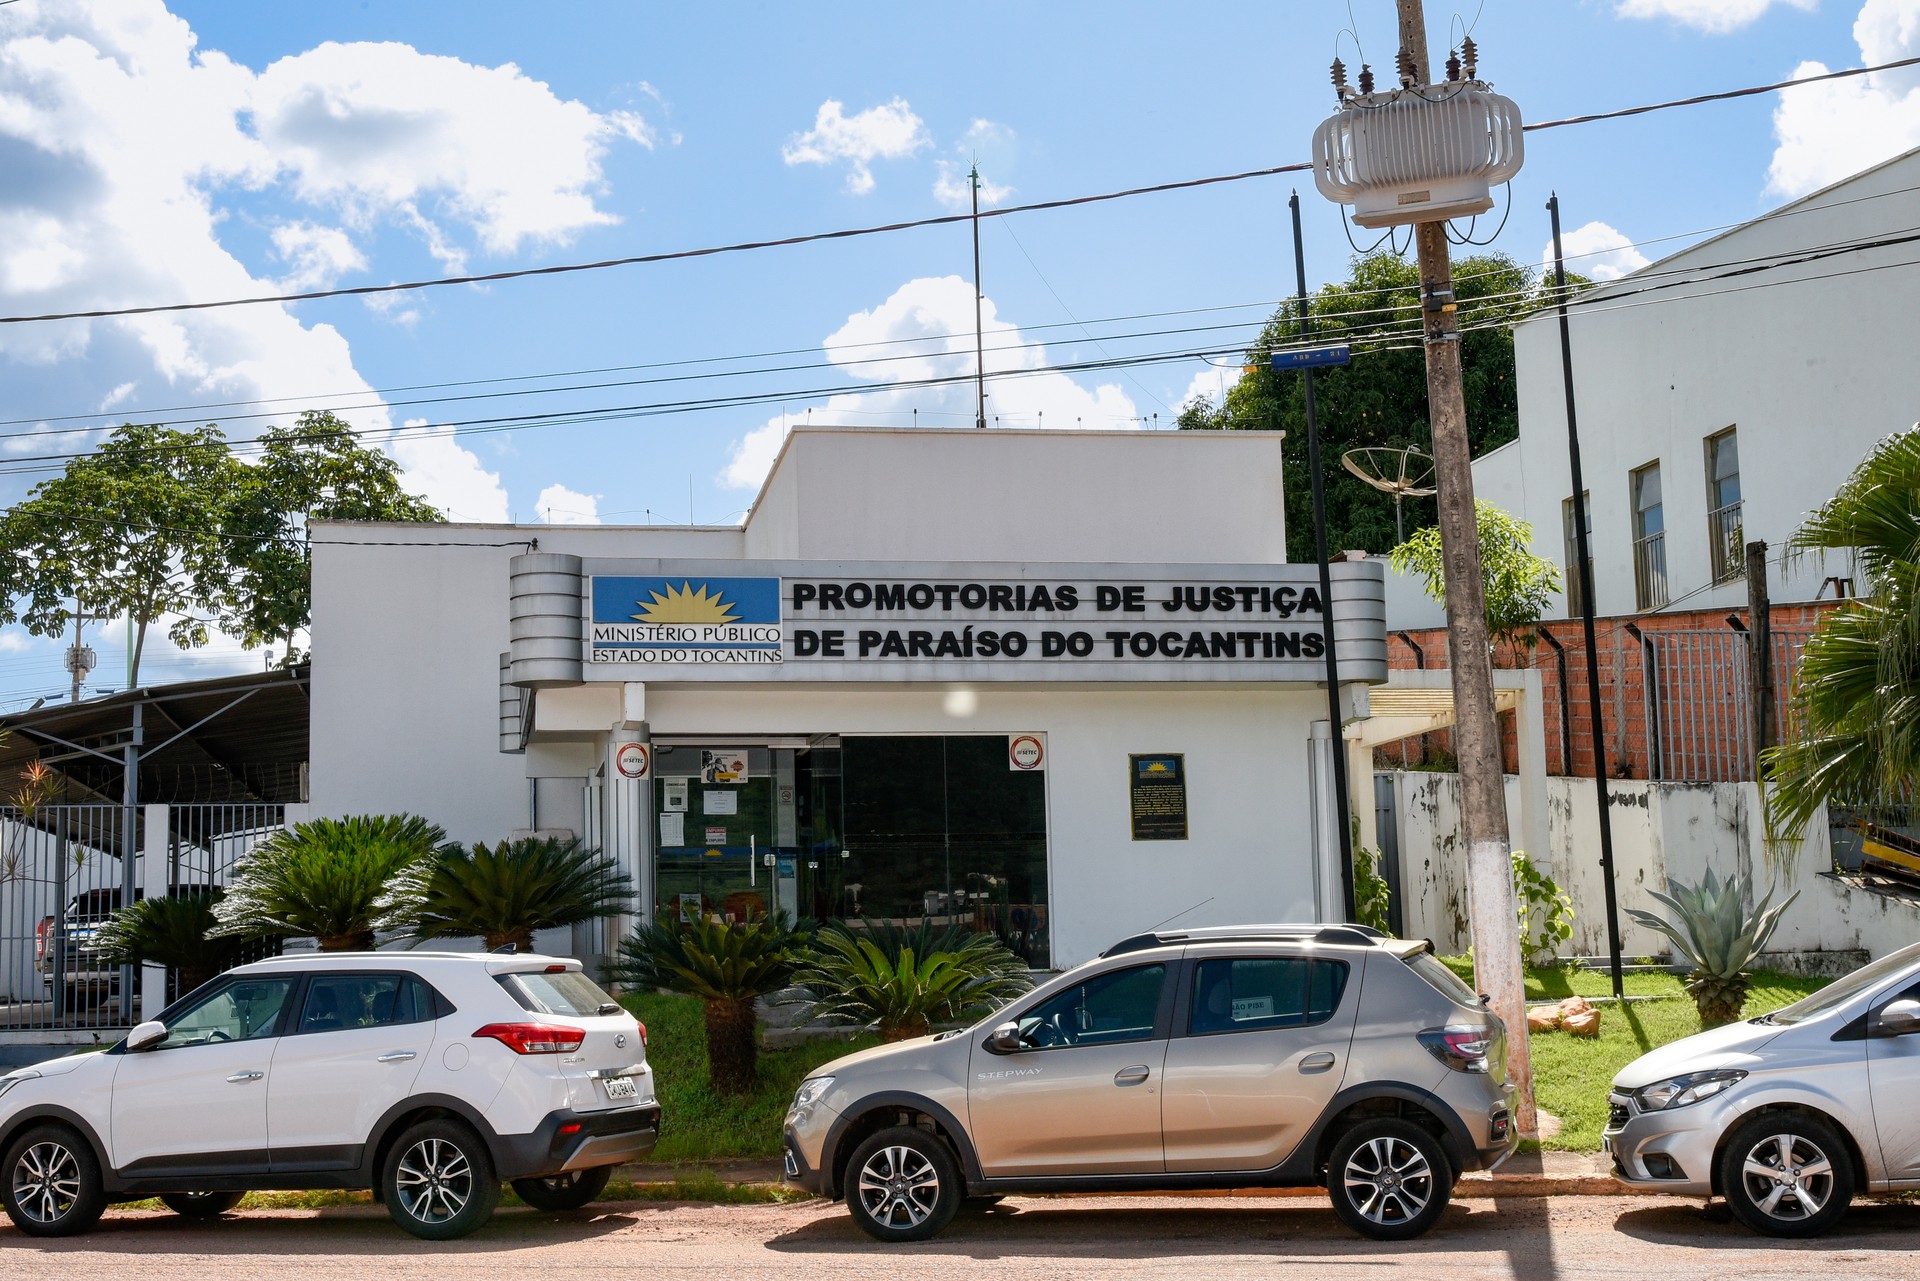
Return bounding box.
[1746,540,1774,777]
[1393,0,1534,1132]
[971,164,987,429]
[1549,194,1626,1001]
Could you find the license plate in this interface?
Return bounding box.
[602,1075,638,1100]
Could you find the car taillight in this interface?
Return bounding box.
[472,1023,586,1054]
[35,917,49,961]
[1419,1027,1492,1073]
[637,1021,648,1050]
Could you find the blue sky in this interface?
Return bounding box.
[1,0,1916,705]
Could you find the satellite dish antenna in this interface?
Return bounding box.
[1341,445,1436,543]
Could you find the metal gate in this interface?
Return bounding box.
[1641,628,1810,783]
[0,803,285,1035]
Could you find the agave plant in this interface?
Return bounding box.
[612,908,805,1095]
[784,920,1032,1042]
[1625,867,1797,1027]
[383,835,632,953]
[97,889,262,994]
[211,814,446,951]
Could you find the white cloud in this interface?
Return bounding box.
[933,119,1016,210]
[389,419,510,523]
[720,276,1139,490]
[269,220,366,291]
[536,483,602,524]
[1767,1,1920,197]
[1540,220,1651,281]
[1615,0,1816,33]
[782,98,929,195]
[98,381,136,411]
[1180,364,1243,411]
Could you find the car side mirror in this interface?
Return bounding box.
[987,1021,1021,1054]
[1879,998,1920,1036]
[126,1020,167,1052]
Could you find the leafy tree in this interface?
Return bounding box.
[613,909,806,1095]
[1389,500,1561,649]
[0,423,235,684]
[385,835,633,953]
[210,814,446,951]
[212,411,441,662]
[1180,251,1546,562]
[1764,427,1920,839]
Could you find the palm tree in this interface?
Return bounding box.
[612,908,804,1095]
[783,921,1031,1042]
[384,836,632,953]
[1765,427,1920,839]
[98,889,259,994]
[210,814,445,950]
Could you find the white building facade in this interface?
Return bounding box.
[310,428,1387,970]
[1389,146,1920,630]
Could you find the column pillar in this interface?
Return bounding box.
[605,683,654,962]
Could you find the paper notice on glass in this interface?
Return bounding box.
[658,812,685,846]
[703,790,739,815]
[663,779,688,812]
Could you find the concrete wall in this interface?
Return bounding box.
[1388,770,1920,963]
[1494,148,1920,619]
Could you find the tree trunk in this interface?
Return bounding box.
[130,617,149,688]
[320,929,375,952]
[880,1017,931,1043]
[703,996,759,1094]
[484,927,535,953]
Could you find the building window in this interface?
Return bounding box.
[1562,494,1592,615]
[1631,462,1667,610]
[1705,428,1742,584]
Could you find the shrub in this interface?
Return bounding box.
[1626,867,1797,1027]
[1354,845,1393,936]
[784,921,1032,1041]
[210,814,445,951]
[1512,851,1574,965]
[612,909,805,1095]
[97,889,260,993]
[384,835,631,953]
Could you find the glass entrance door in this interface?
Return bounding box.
[652,746,782,923]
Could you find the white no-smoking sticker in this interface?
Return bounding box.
[614,742,651,780]
[1009,734,1045,771]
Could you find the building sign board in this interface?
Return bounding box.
[613,742,650,779]
[1129,753,1188,841]
[1009,734,1045,771]
[577,559,1386,686]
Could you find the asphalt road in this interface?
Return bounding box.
[5,1194,1919,1279]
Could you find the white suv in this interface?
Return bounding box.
[0,952,659,1239]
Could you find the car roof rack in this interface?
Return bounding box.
[1100,923,1388,958]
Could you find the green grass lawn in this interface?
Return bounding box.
[622,991,881,1163]
[1439,957,1827,1152]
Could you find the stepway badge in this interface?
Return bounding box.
[590,577,783,665]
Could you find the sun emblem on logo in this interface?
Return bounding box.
[632,582,740,624]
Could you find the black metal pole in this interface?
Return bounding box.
[1549,193,1625,999]
[1290,191,1356,922]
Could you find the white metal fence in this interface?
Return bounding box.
[1640,628,1811,783]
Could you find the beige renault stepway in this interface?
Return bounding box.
[784,925,1516,1242]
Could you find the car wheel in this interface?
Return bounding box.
[511,1165,613,1212]
[1718,1112,1854,1238]
[1,1124,107,1237]
[160,1190,246,1218]
[1327,1118,1452,1241]
[844,1125,962,1243]
[382,1119,500,1240]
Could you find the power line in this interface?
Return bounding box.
[2,55,1915,332]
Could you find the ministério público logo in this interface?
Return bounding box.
[589,576,783,665]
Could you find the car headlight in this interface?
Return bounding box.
[791,1076,835,1109]
[0,1070,40,1100]
[1635,1070,1746,1111]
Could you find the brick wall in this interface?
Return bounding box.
[1381,602,1836,779]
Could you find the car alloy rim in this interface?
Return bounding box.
[395,1137,474,1224]
[11,1140,82,1224]
[1739,1133,1835,1220]
[856,1145,940,1229]
[1343,1135,1434,1225]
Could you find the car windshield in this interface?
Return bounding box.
[1766,942,1920,1024]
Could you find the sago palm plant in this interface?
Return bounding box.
[384,835,632,953]
[97,889,257,994]
[784,921,1032,1042]
[211,814,446,951]
[612,908,805,1095]
[1764,427,1920,839]
[1625,867,1797,1027]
